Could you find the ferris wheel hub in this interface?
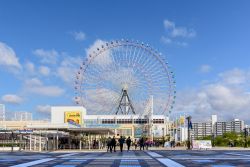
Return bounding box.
[122,83,129,90]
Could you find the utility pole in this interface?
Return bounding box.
[186,116,192,150]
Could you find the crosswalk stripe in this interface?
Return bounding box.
[57,153,79,157]
[10,158,55,167]
[62,157,152,159]
[172,157,250,160]
[225,152,250,157]
[147,151,163,158]
[157,158,185,167]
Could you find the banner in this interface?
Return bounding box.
[64,111,82,125]
[134,125,144,138]
[192,140,212,149]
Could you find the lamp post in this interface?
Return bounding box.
[186,116,192,150]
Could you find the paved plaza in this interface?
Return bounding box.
[0,150,250,167]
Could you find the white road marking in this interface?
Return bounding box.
[57,153,79,157]
[121,159,139,161]
[225,152,250,157]
[172,157,250,160]
[192,159,215,163]
[147,151,163,157]
[62,157,152,160]
[10,158,55,167]
[157,158,185,167]
[211,165,235,167]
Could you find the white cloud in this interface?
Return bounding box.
[85,39,112,66]
[174,68,250,123]
[25,61,35,74]
[172,27,196,38]
[0,42,22,69]
[57,56,82,83]
[72,31,86,41]
[219,68,248,85]
[204,84,249,111]
[36,105,51,114]
[176,41,188,47]
[200,64,212,73]
[29,86,64,97]
[24,78,64,96]
[25,77,43,86]
[163,19,196,38]
[1,94,23,104]
[162,19,196,47]
[33,49,58,64]
[39,66,50,76]
[163,20,175,29]
[161,36,172,44]
[80,88,120,114]
[161,35,188,47]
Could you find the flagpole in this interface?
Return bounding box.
[186,116,192,150]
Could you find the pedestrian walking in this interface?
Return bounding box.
[134,139,138,150]
[93,139,97,149]
[126,136,132,151]
[139,137,145,151]
[107,137,112,152]
[111,136,116,152]
[145,138,149,150]
[118,136,125,152]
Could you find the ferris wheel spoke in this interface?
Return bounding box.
[127,44,134,67]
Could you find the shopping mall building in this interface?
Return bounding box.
[0,106,170,151]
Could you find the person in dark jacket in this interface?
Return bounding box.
[126,136,132,151]
[118,136,125,152]
[139,137,145,150]
[111,136,116,152]
[107,137,112,152]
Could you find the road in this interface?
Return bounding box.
[0,150,250,167]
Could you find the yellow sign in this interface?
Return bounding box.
[180,116,185,125]
[64,111,82,125]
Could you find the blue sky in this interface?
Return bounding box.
[1,0,250,122]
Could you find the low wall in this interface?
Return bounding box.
[0,147,20,151]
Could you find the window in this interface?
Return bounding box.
[153,119,164,124]
[102,119,115,124]
[134,119,148,124]
[117,119,132,124]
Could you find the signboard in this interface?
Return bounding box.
[134,125,144,138]
[192,140,212,149]
[17,130,33,134]
[64,111,82,125]
[85,124,120,129]
[180,116,185,125]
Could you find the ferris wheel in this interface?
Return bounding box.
[74,39,176,116]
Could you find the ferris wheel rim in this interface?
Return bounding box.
[74,39,176,115]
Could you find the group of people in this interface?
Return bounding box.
[106,136,151,152]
